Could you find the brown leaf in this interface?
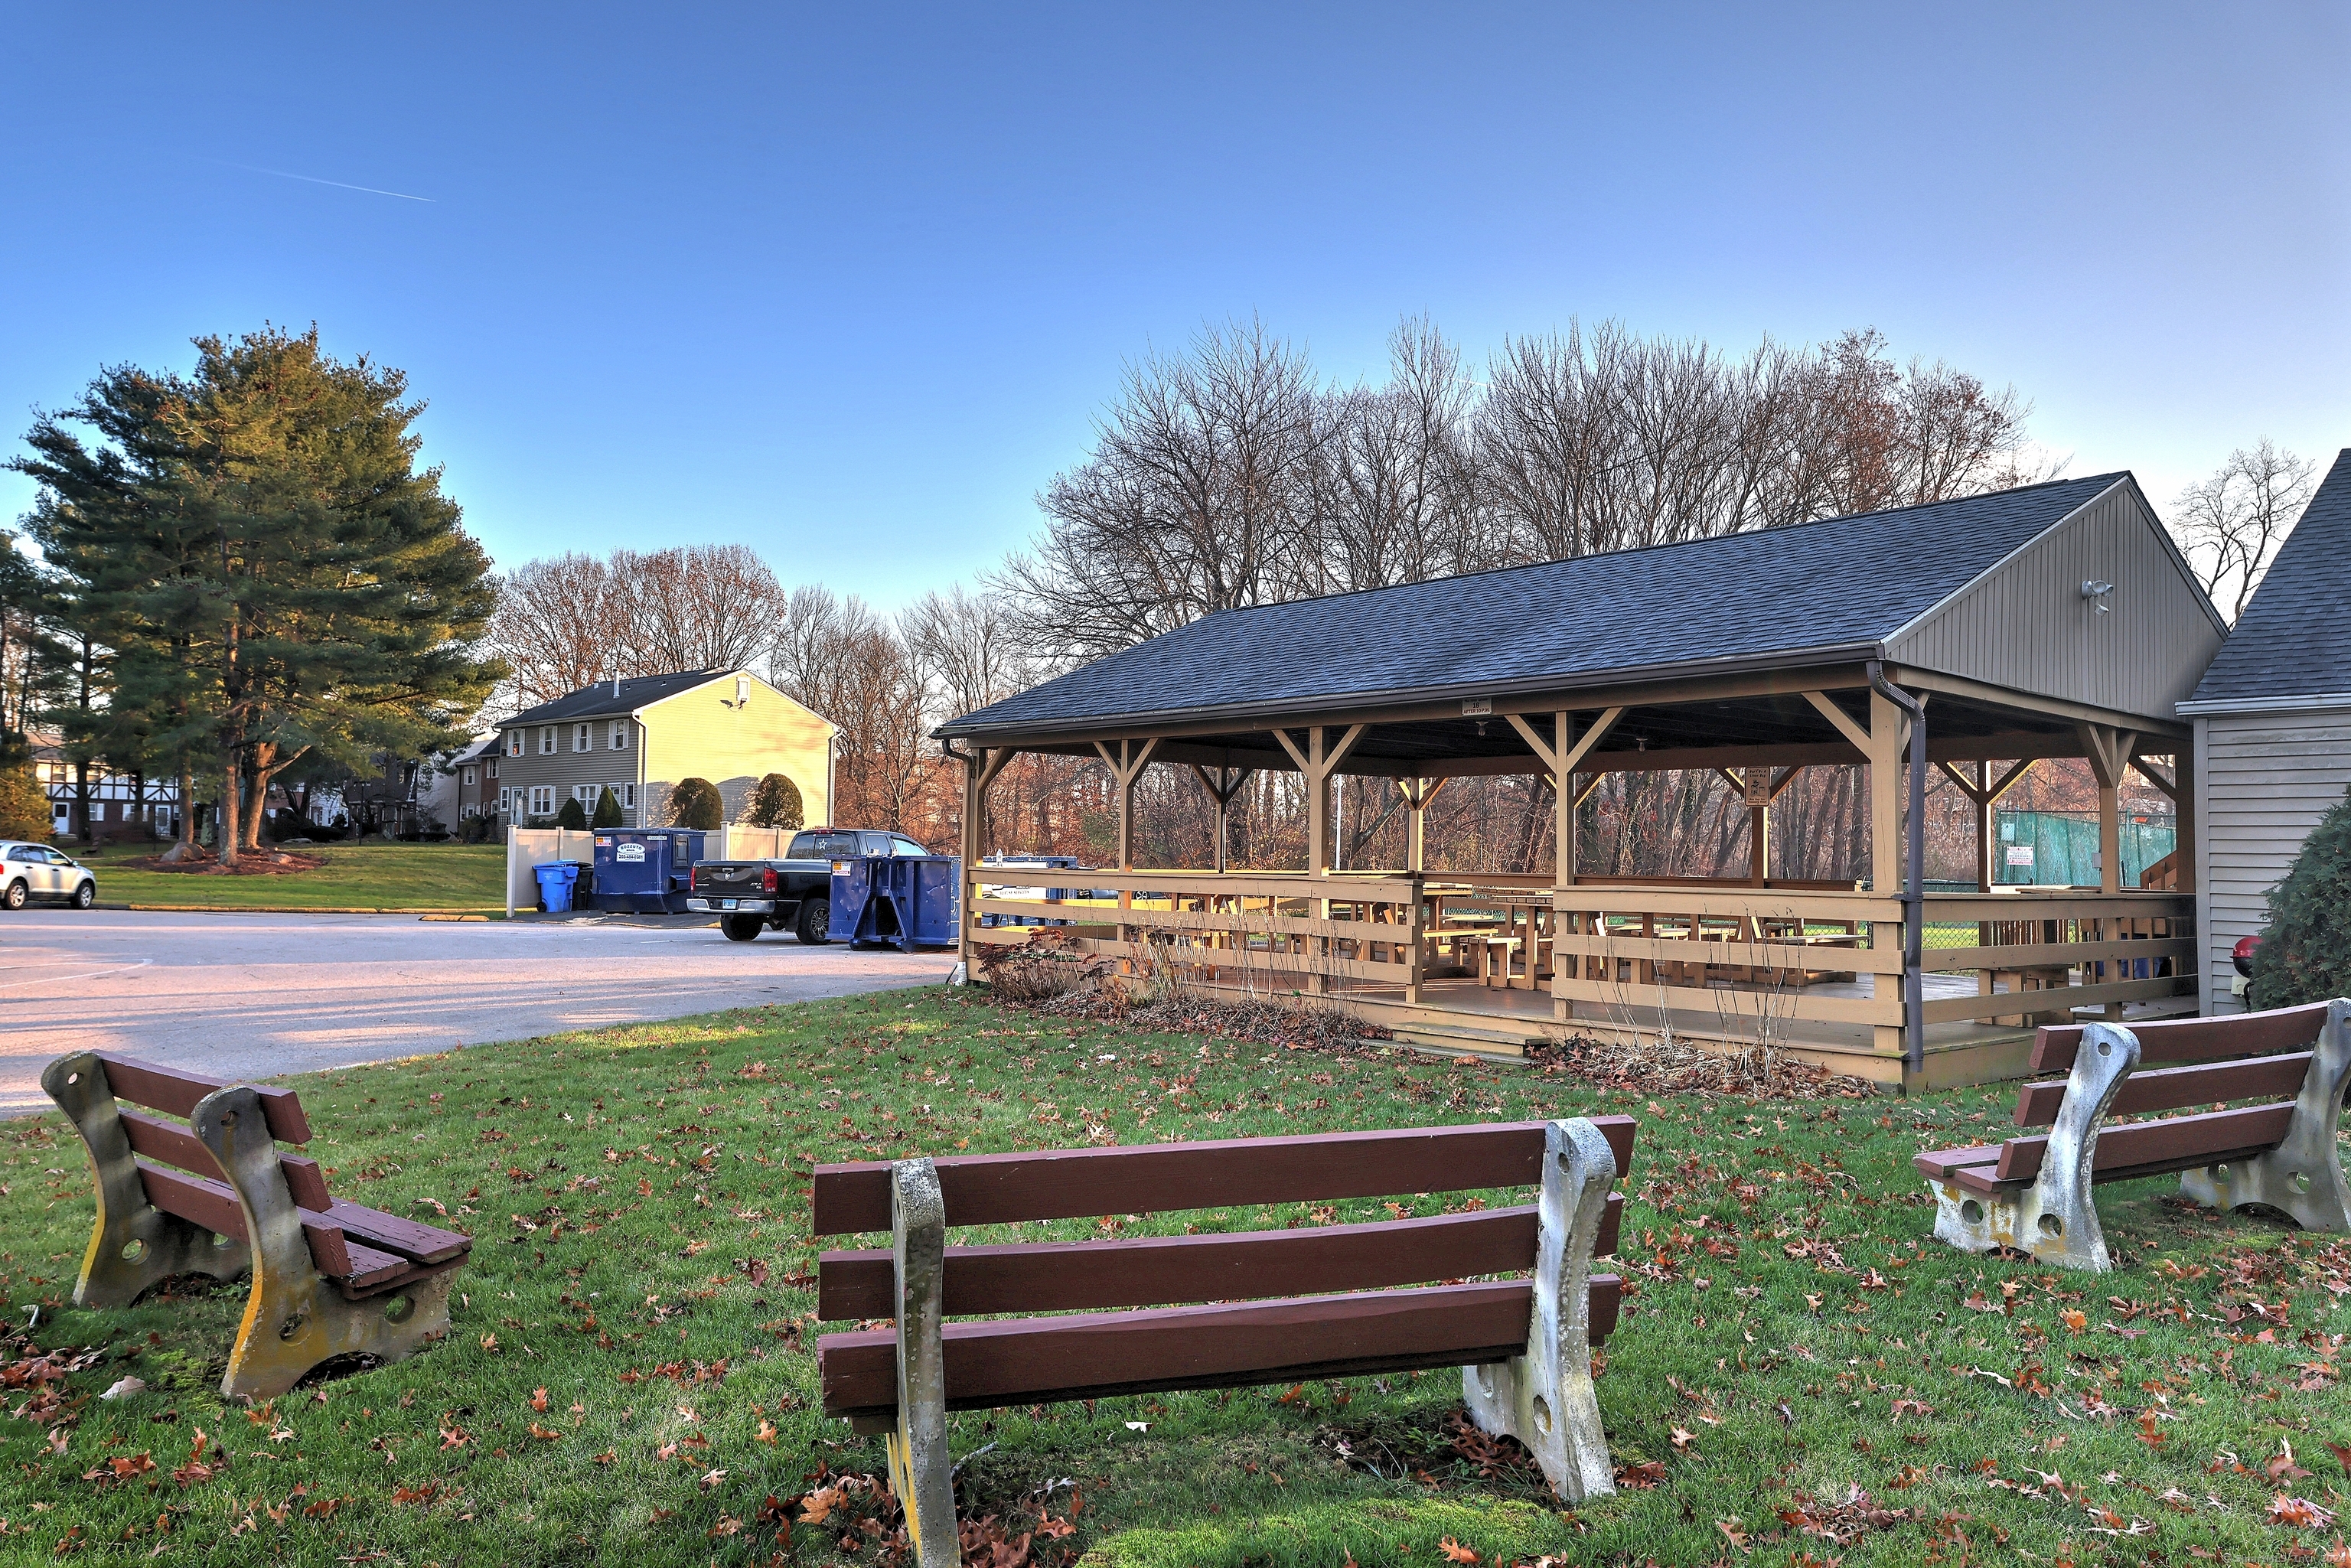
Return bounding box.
[1437,1538,1480,1563]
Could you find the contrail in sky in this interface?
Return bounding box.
[211,159,434,202]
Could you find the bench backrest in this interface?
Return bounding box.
[811,1119,1634,1414]
[1992,1005,2336,1185]
[76,1052,328,1205]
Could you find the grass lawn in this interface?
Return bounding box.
[64,839,506,911]
[2,991,2346,1566]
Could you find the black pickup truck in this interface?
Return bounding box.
[685,828,935,944]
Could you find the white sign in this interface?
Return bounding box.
[2004,845,2035,867]
[616,843,646,862]
[1462,698,1492,717]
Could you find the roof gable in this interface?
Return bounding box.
[2187,448,2351,709]
[502,670,729,727]
[944,474,2125,735]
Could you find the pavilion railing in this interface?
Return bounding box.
[966,869,1427,998]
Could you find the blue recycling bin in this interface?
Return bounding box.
[533,861,579,914]
[589,830,709,913]
[832,854,962,951]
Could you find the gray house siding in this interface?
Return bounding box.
[2194,708,2351,1012]
[495,717,647,826]
[1887,481,2225,722]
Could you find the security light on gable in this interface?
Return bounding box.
[2080,580,2114,614]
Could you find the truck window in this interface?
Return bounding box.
[788,831,860,859]
[890,836,928,857]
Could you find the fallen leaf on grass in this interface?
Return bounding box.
[2271,1495,2337,1528]
[99,1377,146,1401]
[1437,1538,1479,1563]
[529,1387,549,1413]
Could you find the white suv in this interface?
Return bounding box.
[1,843,97,910]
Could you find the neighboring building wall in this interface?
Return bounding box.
[494,718,647,826]
[639,675,833,829]
[1890,481,2227,721]
[2194,706,2351,1012]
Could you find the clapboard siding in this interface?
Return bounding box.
[639,675,835,830]
[2196,711,2351,1012]
[1888,481,2224,721]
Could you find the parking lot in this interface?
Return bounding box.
[0,909,954,1117]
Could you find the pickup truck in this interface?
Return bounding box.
[685,828,936,944]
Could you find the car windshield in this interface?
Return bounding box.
[787,832,861,859]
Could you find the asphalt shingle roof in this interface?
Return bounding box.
[2187,449,2351,707]
[502,670,727,727]
[942,474,2127,736]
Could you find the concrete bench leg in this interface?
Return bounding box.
[2180,999,2351,1233]
[43,1052,249,1308]
[1927,1022,2139,1272]
[1463,1116,1616,1501]
[194,1087,455,1401]
[882,1157,957,1568]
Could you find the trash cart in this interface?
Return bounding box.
[533,861,580,914]
[832,854,961,952]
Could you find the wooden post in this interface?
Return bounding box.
[1867,688,1906,1061]
[957,747,1014,972]
[1092,739,1159,921]
[1552,713,1573,892]
[1507,708,1622,1026]
[1399,776,1446,874]
[1189,764,1252,876]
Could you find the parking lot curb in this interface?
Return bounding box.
[93,904,509,915]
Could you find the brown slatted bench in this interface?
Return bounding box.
[42,1050,472,1399]
[814,1116,1636,1566]
[1915,1000,2351,1272]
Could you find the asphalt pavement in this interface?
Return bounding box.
[0,908,954,1117]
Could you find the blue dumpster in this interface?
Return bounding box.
[832,854,962,951]
[589,830,709,913]
[533,861,579,914]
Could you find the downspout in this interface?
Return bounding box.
[1868,660,1926,1079]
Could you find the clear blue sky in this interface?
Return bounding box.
[3,4,2345,608]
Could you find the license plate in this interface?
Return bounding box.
[721,899,738,910]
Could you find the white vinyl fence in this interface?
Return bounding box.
[504,824,799,915]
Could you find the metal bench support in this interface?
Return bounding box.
[44,1052,249,1307]
[194,1086,455,1400]
[882,1158,957,1568]
[1928,1021,2140,1272]
[2180,999,2351,1233]
[1462,1116,1616,1501]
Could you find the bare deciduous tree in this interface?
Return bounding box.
[2172,438,2319,621]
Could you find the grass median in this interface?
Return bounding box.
[2,989,2346,1565]
[64,839,505,911]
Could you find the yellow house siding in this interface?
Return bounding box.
[638,674,834,828]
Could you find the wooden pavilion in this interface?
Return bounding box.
[941,474,2229,1088]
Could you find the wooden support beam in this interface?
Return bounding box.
[2075,724,2136,898]
[1803,689,1873,754]
[1189,763,1254,874]
[1093,738,1160,880]
[1398,776,1447,873]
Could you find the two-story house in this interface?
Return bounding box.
[494,668,836,829]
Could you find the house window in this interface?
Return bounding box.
[609,721,628,750]
[573,785,601,812]
[462,768,477,787]
[573,723,592,753]
[507,732,523,758]
[530,786,555,817]
[610,782,635,810]
[497,787,511,816]
[538,726,556,755]
[487,760,497,780]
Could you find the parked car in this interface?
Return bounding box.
[2,843,98,910]
[685,828,934,944]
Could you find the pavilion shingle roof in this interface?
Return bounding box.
[942,474,2129,736]
[2186,449,2351,708]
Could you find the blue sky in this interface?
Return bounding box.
[3,4,2345,608]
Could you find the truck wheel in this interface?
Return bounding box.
[794,899,831,945]
[721,915,763,943]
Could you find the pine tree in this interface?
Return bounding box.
[555,794,589,831]
[2248,782,2351,1009]
[592,787,624,829]
[12,328,504,866]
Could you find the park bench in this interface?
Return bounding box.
[813,1116,1637,1566]
[1914,1000,2351,1272]
[42,1050,473,1399]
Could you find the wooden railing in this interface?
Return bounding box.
[967,869,1428,998]
[1916,890,2196,1026]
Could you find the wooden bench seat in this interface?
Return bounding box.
[44,1050,472,1398]
[1914,1001,2351,1271]
[814,1117,1637,1564]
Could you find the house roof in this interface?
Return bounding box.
[2183,448,2351,711]
[501,670,729,726]
[941,473,2131,738]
